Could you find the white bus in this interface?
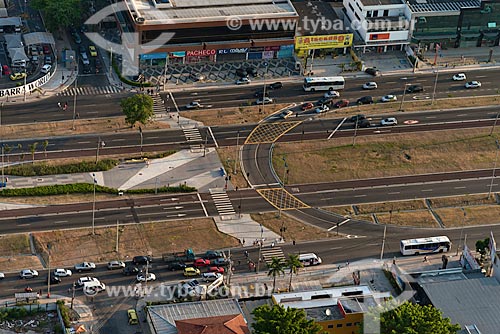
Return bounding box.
[298,253,322,266]
[303,76,345,92]
[400,236,451,256]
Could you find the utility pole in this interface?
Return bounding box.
[380,225,387,260]
[256,224,263,273]
[431,66,439,105]
[488,139,500,198]
[95,137,105,164]
[490,112,499,136]
[234,131,239,174]
[23,68,27,102]
[399,83,410,111]
[70,283,76,309]
[227,249,232,286]
[139,126,143,157]
[72,69,78,130]
[92,173,96,235]
[47,243,52,297]
[352,115,359,146]
[457,208,466,256]
[278,156,287,218]
[115,220,119,253]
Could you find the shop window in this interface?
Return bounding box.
[336,324,343,328]
[347,323,353,327]
[327,325,334,329]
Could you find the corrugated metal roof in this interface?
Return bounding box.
[408,0,480,13]
[421,277,500,334]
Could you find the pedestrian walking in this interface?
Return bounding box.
[292,240,296,246]
[244,250,249,258]
[57,102,61,109]
[242,238,245,245]
[423,256,428,262]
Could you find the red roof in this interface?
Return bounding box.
[175,314,250,334]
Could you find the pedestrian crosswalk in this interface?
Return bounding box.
[152,94,165,114]
[261,247,286,265]
[57,85,123,96]
[210,189,236,216]
[183,128,203,151]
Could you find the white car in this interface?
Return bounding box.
[381,95,397,102]
[452,73,466,81]
[235,77,251,85]
[136,272,156,282]
[185,101,202,109]
[0,272,5,280]
[201,272,222,282]
[465,81,481,89]
[77,276,99,286]
[256,97,273,105]
[279,110,294,119]
[41,64,51,74]
[74,262,96,272]
[20,269,39,279]
[323,90,340,98]
[380,117,398,126]
[107,261,126,270]
[313,105,330,113]
[362,82,378,90]
[54,268,72,277]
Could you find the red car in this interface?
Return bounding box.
[333,99,349,108]
[193,258,211,267]
[209,266,225,274]
[43,44,51,54]
[301,102,314,110]
[2,65,10,76]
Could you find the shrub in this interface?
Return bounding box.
[57,300,71,328]
[112,59,153,87]
[5,159,118,177]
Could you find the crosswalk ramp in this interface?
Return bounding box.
[152,94,165,114]
[210,189,236,216]
[261,247,286,265]
[57,85,123,96]
[183,128,203,152]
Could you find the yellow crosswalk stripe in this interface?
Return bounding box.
[257,188,310,210]
[245,121,302,144]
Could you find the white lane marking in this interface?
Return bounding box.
[354,194,367,197]
[388,192,400,195]
[208,126,218,148]
[53,220,68,224]
[454,186,467,189]
[421,189,433,192]
[197,193,209,217]
[169,91,180,113]
[77,141,91,144]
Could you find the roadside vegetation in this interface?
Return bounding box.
[5,159,118,176]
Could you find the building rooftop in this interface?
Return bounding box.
[421,277,500,334]
[148,299,246,334]
[127,0,298,25]
[359,0,404,6]
[294,1,349,35]
[407,0,480,14]
[175,314,250,334]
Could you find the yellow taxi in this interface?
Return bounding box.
[10,72,26,81]
[89,45,98,57]
[183,267,201,277]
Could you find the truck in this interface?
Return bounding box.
[162,248,195,264]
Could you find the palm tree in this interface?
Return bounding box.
[17,143,24,161]
[42,140,49,157]
[29,142,38,164]
[3,144,11,163]
[267,257,285,293]
[286,254,302,292]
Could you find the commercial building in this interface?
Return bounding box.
[272,286,389,334]
[343,0,411,52]
[118,0,298,65]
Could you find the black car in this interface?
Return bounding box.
[132,255,152,265]
[317,97,333,106]
[246,67,258,77]
[269,82,283,90]
[406,84,423,93]
[365,67,380,76]
[357,96,373,105]
[254,90,269,98]
[358,119,371,128]
[50,276,61,284]
[167,261,187,271]
[82,64,91,74]
[349,114,366,122]
[122,266,140,276]
[95,59,102,70]
[44,56,52,64]
[204,250,223,259]
[78,45,86,54]
[236,68,248,77]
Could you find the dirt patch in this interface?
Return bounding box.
[0,193,145,205]
[32,219,239,267]
[273,129,500,184]
[1,117,170,140]
[323,205,354,216]
[181,103,292,126]
[0,234,31,254]
[429,194,496,208]
[217,147,248,189]
[0,256,43,271]
[436,206,500,227]
[250,212,338,242]
[375,210,438,228]
[356,200,427,214]
[0,310,59,334]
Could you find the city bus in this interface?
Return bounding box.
[303,76,345,92]
[400,236,451,256]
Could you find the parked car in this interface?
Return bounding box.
[166,261,187,271]
[132,256,152,265]
[10,72,26,81]
[208,266,225,274]
[313,105,330,113]
[107,261,126,270]
[89,45,98,57]
[212,257,230,266]
[74,262,96,272]
[185,101,202,109]
[256,97,273,105]
[136,272,156,282]
[80,52,90,65]
[357,96,373,105]
[236,68,248,77]
[95,59,102,70]
[44,55,52,64]
[317,97,333,106]
[122,266,140,276]
[42,44,51,54]
[349,114,366,122]
[53,268,72,277]
[279,110,294,119]
[333,99,349,108]
[301,102,314,110]
[235,77,251,85]
[78,45,86,54]
[19,269,38,279]
[72,32,82,44]
[465,81,481,89]
[193,258,211,267]
[41,64,51,74]
[365,67,380,76]
[191,72,205,82]
[183,267,201,277]
[246,67,258,77]
[381,95,397,102]
[453,73,466,81]
[201,272,222,282]
[2,65,11,76]
[269,82,283,89]
[362,82,378,90]
[77,276,99,286]
[380,117,398,126]
[406,84,423,93]
[82,64,91,74]
[324,90,340,98]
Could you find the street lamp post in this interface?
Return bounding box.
[95,137,105,164]
[262,64,268,114]
[91,173,97,235]
[139,126,143,157]
[490,112,499,136]
[488,139,500,198]
[256,224,263,273]
[72,69,78,130]
[431,66,439,105]
[278,156,288,218]
[233,131,239,174]
[456,208,466,256]
[399,83,411,111]
[47,243,52,297]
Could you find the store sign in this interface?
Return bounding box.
[0,72,51,97]
[186,49,216,57]
[218,48,248,54]
[265,46,280,51]
[295,34,353,49]
[370,33,390,41]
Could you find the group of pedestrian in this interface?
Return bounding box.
[57,101,68,111]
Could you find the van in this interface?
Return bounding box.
[298,253,322,266]
[127,309,138,325]
[12,59,26,68]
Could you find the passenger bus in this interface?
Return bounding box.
[400,236,451,256]
[303,76,345,92]
[298,253,322,266]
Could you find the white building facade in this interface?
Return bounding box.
[343,0,411,52]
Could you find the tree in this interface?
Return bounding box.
[286,254,302,292]
[252,304,322,334]
[29,142,38,164]
[267,257,285,293]
[3,144,11,163]
[31,0,82,32]
[42,140,49,157]
[17,144,24,161]
[120,94,154,127]
[361,301,461,334]
[475,237,490,263]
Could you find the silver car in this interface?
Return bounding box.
[20,269,39,279]
[107,261,126,270]
[362,82,378,90]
